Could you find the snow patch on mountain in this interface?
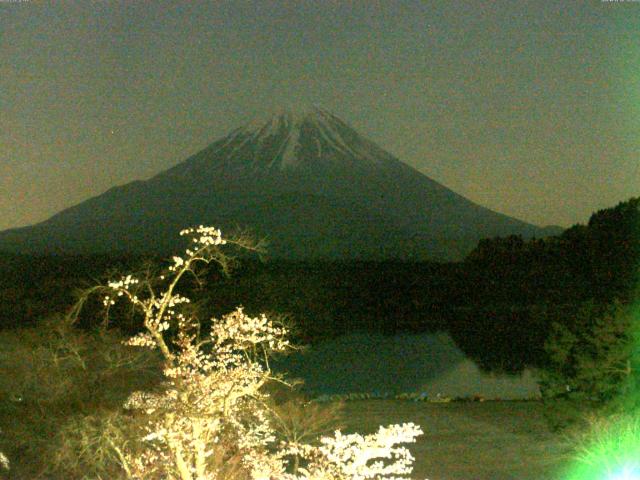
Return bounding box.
[230,106,391,171]
[278,119,302,168]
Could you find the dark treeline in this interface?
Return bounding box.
[1,197,638,373]
[0,252,147,328]
[465,197,640,306]
[451,197,639,371]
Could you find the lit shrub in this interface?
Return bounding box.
[0,315,163,478]
[538,300,638,430]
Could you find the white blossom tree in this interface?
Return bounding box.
[96,226,426,480]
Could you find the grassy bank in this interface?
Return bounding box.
[340,400,570,480]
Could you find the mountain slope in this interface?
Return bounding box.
[0,107,558,260]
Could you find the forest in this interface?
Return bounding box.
[1,197,637,373]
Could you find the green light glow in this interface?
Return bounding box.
[609,465,640,480]
[561,300,640,480]
[560,415,640,480]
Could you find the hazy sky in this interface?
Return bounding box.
[1,0,638,231]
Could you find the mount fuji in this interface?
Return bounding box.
[0,107,560,260]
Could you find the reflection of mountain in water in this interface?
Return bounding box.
[272,332,540,399]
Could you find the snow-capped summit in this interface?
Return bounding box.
[212,106,390,171]
[240,104,325,131]
[0,108,558,259]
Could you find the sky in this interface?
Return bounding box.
[1,0,638,231]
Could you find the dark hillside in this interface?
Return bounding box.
[0,197,636,373]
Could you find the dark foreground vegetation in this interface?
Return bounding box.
[0,197,637,478]
[1,198,637,370]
